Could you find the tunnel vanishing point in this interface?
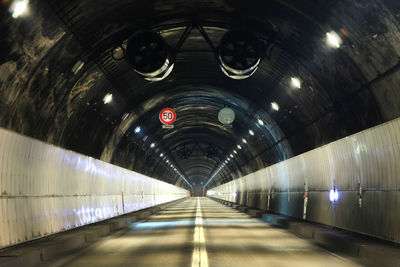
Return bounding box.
[0,1,400,266]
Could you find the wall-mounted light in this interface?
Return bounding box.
[271,102,280,111]
[326,31,342,49]
[103,93,113,104]
[329,189,339,202]
[72,60,85,74]
[122,113,129,121]
[10,0,29,19]
[291,77,301,89]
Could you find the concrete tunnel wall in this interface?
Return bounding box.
[0,128,189,249]
[209,117,400,244]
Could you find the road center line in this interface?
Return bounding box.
[191,198,209,267]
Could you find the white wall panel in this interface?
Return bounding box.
[0,128,188,249]
[210,118,400,243]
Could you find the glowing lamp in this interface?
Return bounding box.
[329,189,339,202]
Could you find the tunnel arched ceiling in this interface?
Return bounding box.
[1,0,400,190]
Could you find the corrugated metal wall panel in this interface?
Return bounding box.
[0,128,188,249]
[210,118,400,243]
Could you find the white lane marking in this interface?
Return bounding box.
[191,198,209,267]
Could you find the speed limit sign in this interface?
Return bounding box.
[159,108,176,125]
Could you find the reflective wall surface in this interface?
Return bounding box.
[0,128,188,249]
[209,118,400,244]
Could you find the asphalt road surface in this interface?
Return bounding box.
[46,197,360,267]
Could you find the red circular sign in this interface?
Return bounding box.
[159,108,176,125]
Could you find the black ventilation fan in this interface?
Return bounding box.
[126,30,174,82]
[218,30,262,80]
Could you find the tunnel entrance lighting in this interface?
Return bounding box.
[326,31,342,48]
[218,30,262,80]
[10,0,29,18]
[291,77,301,89]
[271,102,279,111]
[102,93,113,104]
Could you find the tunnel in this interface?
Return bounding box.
[0,0,400,266]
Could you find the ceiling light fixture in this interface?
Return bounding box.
[72,60,85,74]
[233,150,237,154]
[160,153,164,157]
[134,126,141,134]
[10,0,29,19]
[103,93,113,104]
[271,102,280,111]
[242,138,247,144]
[237,144,242,150]
[326,31,342,49]
[291,77,301,89]
[257,119,264,126]
[150,143,155,148]
[249,129,255,136]
[122,113,129,121]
